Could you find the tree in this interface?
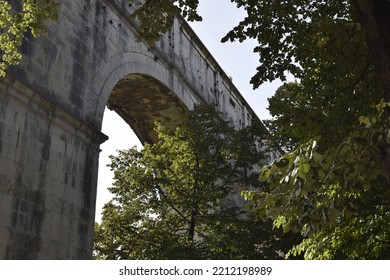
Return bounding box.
[229,1,390,259]
[351,0,390,103]
[128,0,201,45]
[0,0,58,76]
[252,100,390,259]
[93,104,300,259]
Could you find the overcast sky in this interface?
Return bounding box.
[95,0,284,222]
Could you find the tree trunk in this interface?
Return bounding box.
[351,0,390,102]
[352,0,390,182]
[188,208,197,242]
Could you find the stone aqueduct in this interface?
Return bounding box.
[0,0,265,259]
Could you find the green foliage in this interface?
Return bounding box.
[94,104,300,259]
[222,0,365,88]
[0,0,58,76]
[129,0,201,45]
[265,69,379,152]
[261,2,379,152]
[249,101,390,259]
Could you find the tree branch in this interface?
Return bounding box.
[156,185,191,224]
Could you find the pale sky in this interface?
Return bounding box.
[95,0,283,222]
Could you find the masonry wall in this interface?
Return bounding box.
[0,77,105,258]
[0,0,262,259]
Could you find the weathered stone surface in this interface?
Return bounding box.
[0,0,262,259]
[108,73,186,143]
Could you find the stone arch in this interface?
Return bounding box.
[107,73,186,144]
[93,51,193,143]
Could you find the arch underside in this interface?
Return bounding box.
[107,74,186,144]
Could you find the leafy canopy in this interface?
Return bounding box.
[234,1,390,259]
[128,0,202,45]
[0,0,58,76]
[94,104,300,259]
[252,101,390,259]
